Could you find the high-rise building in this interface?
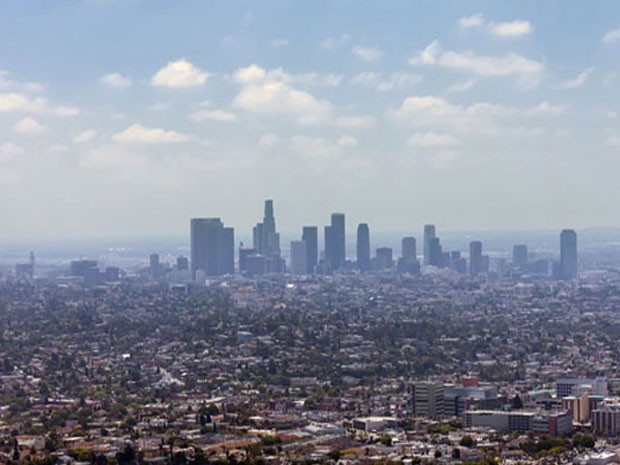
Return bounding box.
[176,256,189,272]
[513,244,528,267]
[253,199,281,257]
[469,241,483,277]
[149,253,160,278]
[413,382,445,419]
[375,247,393,270]
[429,237,442,267]
[423,224,436,265]
[356,223,371,272]
[290,240,307,275]
[238,246,255,274]
[302,226,318,274]
[190,218,234,277]
[326,213,345,270]
[402,237,416,260]
[560,229,577,280]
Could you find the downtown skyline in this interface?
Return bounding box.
[2,1,620,238]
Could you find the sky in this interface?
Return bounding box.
[1,0,620,239]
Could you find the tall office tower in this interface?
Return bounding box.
[326,213,346,270]
[560,229,578,279]
[190,218,234,277]
[402,237,416,259]
[469,241,483,276]
[375,247,394,270]
[290,240,308,275]
[253,199,281,257]
[238,245,255,274]
[429,237,443,267]
[356,223,371,272]
[513,244,528,267]
[149,253,160,278]
[324,225,333,272]
[423,224,436,265]
[412,382,445,419]
[176,256,189,272]
[302,226,318,273]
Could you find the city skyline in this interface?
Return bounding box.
[2,1,620,238]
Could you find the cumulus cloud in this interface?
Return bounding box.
[112,124,190,143]
[458,13,485,29]
[101,72,132,88]
[258,133,279,149]
[335,115,376,128]
[0,142,25,163]
[337,136,358,147]
[73,129,97,144]
[409,40,544,86]
[407,132,459,147]
[352,45,383,62]
[81,144,149,168]
[14,116,46,134]
[559,67,594,89]
[446,79,477,93]
[350,71,422,91]
[233,64,341,88]
[151,59,209,88]
[189,109,238,123]
[0,93,47,112]
[458,13,533,37]
[489,20,533,37]
[389,95,564,134]
[603,28,620,44]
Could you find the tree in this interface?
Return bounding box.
[459,435,474,448]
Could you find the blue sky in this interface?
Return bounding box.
[1,0,620,238]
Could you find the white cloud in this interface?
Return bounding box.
[447,79,477,93]
[407,132,459,147]
[0,142,25,163]
[352,45,383,62]
[101,72,132,88]
[270,38,289,48]
[73,129,97,144]
[390,95,564,134]
[55,105,80,117]
[458,14,532,37]
[233,64,267,83]
[233,79,332,125]
[0,71,44,93]
[320,34,350,50]
[0,92,47,112]
[338,136,358,147]
[14,116,46,134]
[351,71,422,91]
[289,135,340,158]
[112,124,190,143]
[603,28,620,44]
[458,13,484,29]
[151,58,209,88]
[189,109,237,123]
[559,67,594,89]
[523,101,566,116]
[409,40,544,86]
[489,20,532,37]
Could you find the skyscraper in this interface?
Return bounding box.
[429,237,443,267]
[149,253,160,278]
[253,199,281,257]
[326,213,345,270]
[560,229,577,279]
[290,240,307,275]
[375,247,393,270]
[402,237,416,259]
[302,226,318,274]
[469,241,483,277]
[512,244,528,267]
[356,223,371,272]
[423,224,436,266]
[190,218,234,277]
